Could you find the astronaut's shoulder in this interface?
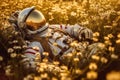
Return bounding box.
[49,24,69,29]
[49,24,61,28]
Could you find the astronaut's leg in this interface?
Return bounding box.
[80,42,108,70]
[85,43,106,58]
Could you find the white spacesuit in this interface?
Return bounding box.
[10,6,94,69]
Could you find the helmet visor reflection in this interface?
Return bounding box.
[26,10,46,31]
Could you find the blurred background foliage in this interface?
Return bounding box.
[0,0,120,80]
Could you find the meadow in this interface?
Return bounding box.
[0,0,120,80]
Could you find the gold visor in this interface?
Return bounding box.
[26,10,46,31]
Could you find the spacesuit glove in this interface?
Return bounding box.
[20,53,37,71]
[79,28,93,42]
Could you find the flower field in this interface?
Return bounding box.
[0,0,120,80]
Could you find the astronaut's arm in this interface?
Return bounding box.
[49,24,93,41]
[21,41,43,70]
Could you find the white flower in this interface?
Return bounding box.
[106,71,120,80]
[70,12,76,16]
[87,71,98,79]
[0,56,3,61]
[89,63,98,70]
[10,53,17,58]
[8,48,14,53]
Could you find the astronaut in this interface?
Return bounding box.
[9,6,94,69]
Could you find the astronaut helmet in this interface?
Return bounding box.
[17,6,48,34]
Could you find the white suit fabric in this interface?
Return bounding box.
[24,24,93,57]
